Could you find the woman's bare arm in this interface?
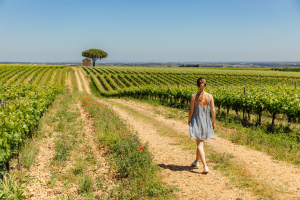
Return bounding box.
[188,94,195,125]
[210,94,216,130]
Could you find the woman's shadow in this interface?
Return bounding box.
[158,164,208,175]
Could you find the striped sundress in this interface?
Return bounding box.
[189,93,215,140]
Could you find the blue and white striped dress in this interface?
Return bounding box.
[189,93,215,140]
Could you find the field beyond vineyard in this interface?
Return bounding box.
[1,65,300,199]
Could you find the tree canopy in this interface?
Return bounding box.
[82,49,108,66]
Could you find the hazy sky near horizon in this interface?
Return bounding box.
[0,0,300,63]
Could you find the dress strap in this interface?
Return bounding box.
[195,93,198,105]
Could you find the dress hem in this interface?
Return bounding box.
[190,135,215,141]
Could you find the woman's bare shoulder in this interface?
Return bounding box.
[209,93,214,101]
[191,93,196,100]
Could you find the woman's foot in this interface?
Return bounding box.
[203,166,209,173]
[191,160,199,168]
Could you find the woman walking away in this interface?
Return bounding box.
[188,77,216,173]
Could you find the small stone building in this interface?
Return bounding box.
[82,58,91,67]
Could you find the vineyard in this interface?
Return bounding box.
[83,66,300,92]
[1,64,300,199]
[0,65,67,86]
[84,66,300,131]
[0,65,66,173]
[0,85,63,171]
[1,64,300,158]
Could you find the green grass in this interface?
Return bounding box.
[89,80,101,97]
[72,158,87,175]
[47,178,57,188]
[78,175,94,195]
[20,139,39,169]
[54,134,73,161]
[70,68,78,92]
[51,93,80,163]
[216,118,300,167]
[0,172,31,200]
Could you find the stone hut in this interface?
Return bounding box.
[82,58,91,67]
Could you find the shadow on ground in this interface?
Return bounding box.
[158,164,208,175]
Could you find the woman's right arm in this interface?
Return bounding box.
[210,94,216,130]
[188,94,195,125]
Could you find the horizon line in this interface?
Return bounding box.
[1,61,300,64]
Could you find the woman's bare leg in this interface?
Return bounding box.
[195,140,207,167]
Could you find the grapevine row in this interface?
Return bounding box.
[0,65,67,87]
[0,85,63,171]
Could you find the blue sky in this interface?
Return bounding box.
[0,0,299,63]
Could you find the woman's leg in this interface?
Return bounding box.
[195,140,207,167]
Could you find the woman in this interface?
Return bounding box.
[188,77,216,173]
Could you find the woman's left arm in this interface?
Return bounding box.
[188,94,195,125]
[210,94,216,130]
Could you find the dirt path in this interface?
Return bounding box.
[74,68,83,92]
[65,69,73,93]
[78,68,91,94]
[75,103,113,198]
[26,110,65,199]
[109,99,300,199]
[98,99,255,200]
[23,70,36,84]
[5,70,24,85]
[49,70,57,85]
[26,96,112,199]
[39,69,51,86]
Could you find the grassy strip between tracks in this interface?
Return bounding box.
[70,68,78,92]
[80,94,175,199]
[105,98,284,200]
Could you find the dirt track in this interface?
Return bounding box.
[97,99,255,200]
[107,99,300,199]
[74,68,83,92]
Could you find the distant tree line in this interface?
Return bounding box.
[271,67,300,72]
[179,64,226,68]
[179,64,200,67]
